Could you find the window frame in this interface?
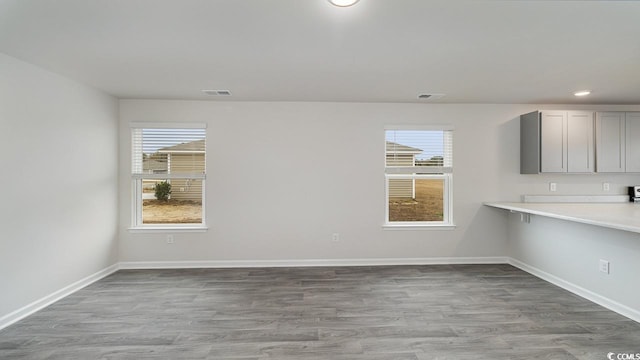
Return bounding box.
[129,123,208,232]
[384,125,455,229]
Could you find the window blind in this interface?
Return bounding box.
[131,127,206,179]
[385,129,453,174]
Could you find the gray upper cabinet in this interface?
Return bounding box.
[595,112,625,172]
[520,111,541,174]
[521,110,594,174]
[540,111,567,173]
[566,111,595,173]
[627,112,640,172]
[595,112,640,173]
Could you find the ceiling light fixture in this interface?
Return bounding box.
[574,90,591,97]
[328,0,360,7]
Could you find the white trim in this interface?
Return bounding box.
[0,263,120,331]
[128,226,208,233]
[132,179,141,227]
[508,258,640,323]
[129,122,206,129]
[132,174,206,180]
[202,178,206,226]
[383,224,456,230]
[385,174,450,179]
[119,257,507,269]
[4,258,638,330]
[445,173,453,223]
[385,167,453,174]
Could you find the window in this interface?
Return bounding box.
[385,126,453,227]
[131,123,206,229]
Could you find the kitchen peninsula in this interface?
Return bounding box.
[485,199,640,323]
[485,202,640,234]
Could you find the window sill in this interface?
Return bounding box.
[383,223,456,230]
[128,226,208,233]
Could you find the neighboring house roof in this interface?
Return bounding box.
[143,158,168,172]
[158,139,205,153]
[385,141,422,155]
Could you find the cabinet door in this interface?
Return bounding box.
[596,112,625,173]
[520,111,542,174]
[540,111,567,173]
[626,112,640,172]
[567,111,594,173]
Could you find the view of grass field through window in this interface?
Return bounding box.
[142,179,203,224]
[388,179,444,222]
[133,127,206,226]
[385,128,452,224]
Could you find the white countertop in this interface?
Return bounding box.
[484,202,640,234]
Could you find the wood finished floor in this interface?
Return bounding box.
[1,264,639,360]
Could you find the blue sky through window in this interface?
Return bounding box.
[385,130,444,160]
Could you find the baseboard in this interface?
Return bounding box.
[0,256,510,331]
[508,258,640,323]
[3,257,637,329]
[0,263,120,331]
[118,256,509,269]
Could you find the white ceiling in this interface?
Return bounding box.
[1,0,639,104]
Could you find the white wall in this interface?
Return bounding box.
[118,100,640,264]
[506,213,640,320]
[0,53,119,321]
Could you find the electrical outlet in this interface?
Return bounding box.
[166,235,174,244]
[603,182,610,192]
[549,182,557,192]
[332,233,340,242]
[599,259,610,274]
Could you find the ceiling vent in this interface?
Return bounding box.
[202,89,232,96]
[417,93,445,100]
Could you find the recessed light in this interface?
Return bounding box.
[574,90,591,97]
[328,0,360,7]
